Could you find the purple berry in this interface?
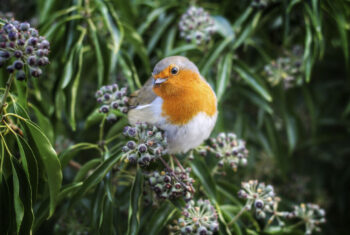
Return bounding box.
[104,94,110,100]
[40,40,50,49]
[127,141,136,149]
[254,200,264,209]
[138,144,147,153]
[25,46,34,54]
[28,37,38,46]
[6,65,14,73]
[123,126,130,135]
[4,24,15,33]
[13,60,23,70]
[37,58,45,66]
[0,51,10,59]
[8,31,18,41]
[122,146,129,152]
[7,41,15,48]
[99,105,109,113]
[127,127,136,137]
[27,56,36,66]
[36,49,44,57]
[14,50,23,58]
[29,28,38,37]
[30,68,42,77]
[17,39,25,46]
[16,70,26,81]
[19,22,30,31]
[41,57,49,65]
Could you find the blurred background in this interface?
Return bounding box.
[1,0,349,234]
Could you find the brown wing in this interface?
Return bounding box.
[128,77,157,108]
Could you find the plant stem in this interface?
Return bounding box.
[99,115,106,144]
[0,73,15,117]
[69,160,82,170]
[228,206,248,226]
[172,155,185,171]
[286,220,304,230]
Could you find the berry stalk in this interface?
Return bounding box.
[228,206,248,226]
[0,72,15,116]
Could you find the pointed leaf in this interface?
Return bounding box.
[127,167,143,235]
[21,119,62,217]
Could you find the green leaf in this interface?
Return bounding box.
[33,182,83,231]
[147,14,175,54]
[213,16,235,38]
[87,19,105,87]
[11,158,24,234]
[14,78,27,109]
[234,62,272,102]
[303,16,313,82]
[285,115,298,153]
[68,151,122,208]
[200,36,234,76]
[59,143,100,167]
[21,119,62,217]
[85,110,105,129]
[55,89,66,120]
[238,89,273,115]
[74,158,101,182]
[127,167,143,235]
[166,44,198,57]
[287,0,302,13]
[44,14,84,40]
[145,202,176,235]
[105,117,129,140]
[137,5,174,35]
[30,104,54,144]
[39,0,56,23]
[123,23,150,73]
[96,0,123,54]
[69,38,84,131]
[16,136,38,202]
[216,53,232,102]
[190,157,217,201]
[232,12,261,50]
[121,52,142,89]
[12,157,34,235]
[61,46,75,89]
[99,196,116,235]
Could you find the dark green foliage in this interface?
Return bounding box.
[0,0,349,234]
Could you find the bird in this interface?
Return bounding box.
[128,56,217,154]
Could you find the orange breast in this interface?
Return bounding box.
[153,70,217,125]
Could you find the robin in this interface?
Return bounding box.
[128,56,217,154]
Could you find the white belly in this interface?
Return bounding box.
[128,97,217,154]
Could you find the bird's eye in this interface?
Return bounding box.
[171,66,179,75]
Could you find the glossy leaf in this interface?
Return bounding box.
[21,119,62,217]
[127,168,143,235]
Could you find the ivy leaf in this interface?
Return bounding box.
[127,167,143,235]
[21,119,62,217]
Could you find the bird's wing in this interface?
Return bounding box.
[128,77,157,108]
[128,77,162,125]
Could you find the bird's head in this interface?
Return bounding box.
[152,56,202,97]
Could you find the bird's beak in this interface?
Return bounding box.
[153,77,168,86]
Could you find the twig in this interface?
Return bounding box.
[172,155,185,171]
[159,156,193,192]
[69,160,82,170]
[171,154,195,192]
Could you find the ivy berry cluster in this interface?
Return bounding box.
[0,19,50,80]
